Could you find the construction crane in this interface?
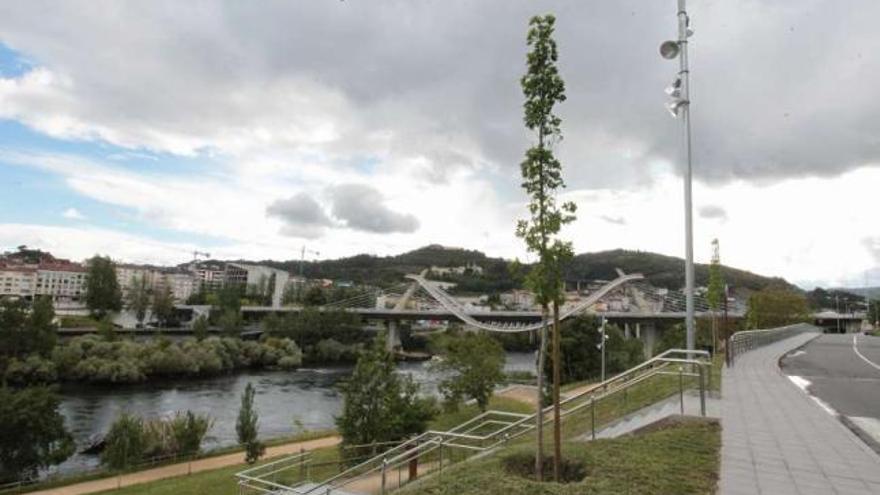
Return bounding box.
[299,246,319,277]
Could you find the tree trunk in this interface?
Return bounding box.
[552,299,562,482]
[535,307,548,481]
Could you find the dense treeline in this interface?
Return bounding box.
[261,308,367,364]
[4,335,302,385]
[546,316,644,385]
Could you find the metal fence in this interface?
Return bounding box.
[726,323,820,367]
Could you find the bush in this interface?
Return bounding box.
[42,335,303,385]
[102,412,146,470]
[4,355,57,385]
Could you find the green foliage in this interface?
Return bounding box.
[102,412,146,470]
[126,275,152,325]
[192,315,209,341]
[263,308,365,363]
[336,337,436,452]
[236,383,264,464]
[169,411,214,457]
[517,14,576,309]
[0,386,74,483]
[85,255,122,318]
[0,297,58,380]
[654,320,715,355]
[746,288,811,329]
[34,335,302,385]
[218,309,243,337]
[97,314,117,341]
[152,284,176,327]
[433,332,505,412]
[547,316,643,385]
[302,286,327,306]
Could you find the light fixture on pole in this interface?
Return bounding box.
[596,317,608,382]
[660,0,696,352]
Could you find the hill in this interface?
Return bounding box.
[258,246,795,294]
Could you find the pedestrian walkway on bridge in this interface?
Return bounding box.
[720,331,880,494]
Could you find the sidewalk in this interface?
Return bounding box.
[720,332,880,494]
[28,435,340,495]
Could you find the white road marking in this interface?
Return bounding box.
[852,334,880,372]
[787,375,838,416]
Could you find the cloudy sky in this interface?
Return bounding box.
[1,0,878,289]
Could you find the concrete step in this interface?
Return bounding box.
[577,390,721,441]
[283,482,366,495]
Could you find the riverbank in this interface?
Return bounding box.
[23,434,342,495]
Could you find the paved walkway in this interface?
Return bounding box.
[720,332,880,494]
[29,435,340,495]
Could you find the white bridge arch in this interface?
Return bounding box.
[402,271,644,333]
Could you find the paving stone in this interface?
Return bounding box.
[719,329,880,494]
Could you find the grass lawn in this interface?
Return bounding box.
[429,396,533,432]
[399,419,721,495]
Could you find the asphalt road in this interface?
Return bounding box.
[780,333,880,418]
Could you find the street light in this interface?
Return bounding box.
[660,0,696,351]
[596,317,608,382]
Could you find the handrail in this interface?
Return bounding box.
[727,323,820,366]
[298,348,711,495]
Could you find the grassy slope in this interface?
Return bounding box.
[400,420,721,495]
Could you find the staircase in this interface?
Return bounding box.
[236,349,713,495]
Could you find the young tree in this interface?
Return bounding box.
[434,333,505,412]
[151,284,175,328]
[218,309,243,337]
[27,296,58,357]
[707,239,725,354]
[746,289,811,329]
[236,382,264,464]
[336,337,435,455]
[170,411,213,457]
[192,315,209,341]
[85,256,122,318]
[126,275,151,326]
[101,412,145,470]
[518,13,576,481]
[0,387,74,483]
[97,314,117,342]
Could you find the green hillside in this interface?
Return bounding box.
[256,245,794,293]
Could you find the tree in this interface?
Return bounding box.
[218,309,243,337]
[517,13,575,481]
[336,337,435,455]
[192,315,209,341]
[151,284,175,328]
[97,314,117,342]
[0,386,74,483]
[707,239,725,354]
[170,411,213,457]
[85,256,122,318]
[302,286,327,307]
[236,382,264,464]
[126,275,151,326]
[1,298,57,379]
[433,333,505,412]
[26,297,58,357]
[746,289,811,329]
[101,412,145,470]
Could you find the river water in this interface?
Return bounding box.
[51,352,535,476]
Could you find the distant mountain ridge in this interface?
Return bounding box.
[257,245,795,293]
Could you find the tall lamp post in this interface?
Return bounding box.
[660,0,696,351]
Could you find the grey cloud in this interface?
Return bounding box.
[266,192,332,239]
[1,1,879,190]
[699,205,728,222]
[329,184,419,234]
[600,215,627,226]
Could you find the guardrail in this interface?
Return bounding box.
[726,323,820,367]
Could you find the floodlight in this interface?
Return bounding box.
[665,99,688,118]
[659,40,680,59]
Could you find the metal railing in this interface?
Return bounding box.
[236,348,711,495]
[726,323,820,366]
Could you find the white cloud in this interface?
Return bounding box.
[61,207,85,220]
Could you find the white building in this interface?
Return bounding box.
[34,262,88,302]
[0,264,37,298]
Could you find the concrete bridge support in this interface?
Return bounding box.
[386,320,402,352]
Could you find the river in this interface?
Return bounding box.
[50,352,535,476]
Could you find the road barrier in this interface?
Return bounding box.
[726,323,820,367]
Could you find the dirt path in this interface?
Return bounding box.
[28,435,341,495]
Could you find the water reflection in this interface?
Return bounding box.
[52,352,535,475]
